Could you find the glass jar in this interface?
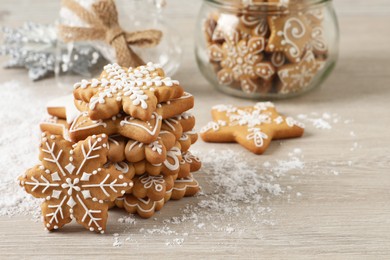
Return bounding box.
[195,0,339,99]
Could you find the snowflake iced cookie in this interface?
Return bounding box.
[69,111,162,143]
[18,133,133,233]
[73,63,184,121]
[171,174,200,200]
[208,30,275,93]
[277,51,324,94]
[200,102,304,154]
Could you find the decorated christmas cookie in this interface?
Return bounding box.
[18,133,133,233]
[122,195,165,219]
[69,111,162,143]
[208,30,275,94]
[277,51,324,94]
[171,174,200,200]
[40,116,68,138]
[161,112,196,140]
[132,174,174,201]
[73,63,184,121]
[124,131,176,164]
[182,151,202,172]
[266,13,311,63]
[178,130,198,152]
[73,91,194,121]
[200,102,304,154]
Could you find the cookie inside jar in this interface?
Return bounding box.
[196,0,339,99]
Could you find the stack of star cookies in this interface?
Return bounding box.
[43,63,202,219]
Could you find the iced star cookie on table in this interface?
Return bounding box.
[18,133,133,233]
[73,62,184,121]
[200,102,304,154]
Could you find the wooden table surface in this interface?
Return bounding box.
[1,0,390,259]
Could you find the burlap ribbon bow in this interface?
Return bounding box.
[59,0,163,68]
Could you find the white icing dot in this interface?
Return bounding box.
[121,190,125,194]
[46,196,50,200]
[92,135,96,139]
[39,165,45,170]
[97,137,102,142]
[102,134,107,138]
[103,144,107,148]
[69,157,73,162]
[92,198,98,202]
[98,168,102,171]
[42,138,47,142]
[99,200,103,204]
[92,170,97,175]
[50,135,55,140]
[54,225,58,229]
[100,231,105,234]
[46,223,50,227]
[119,175,123,179]
[90,227,94,231]
[70,150,74,155]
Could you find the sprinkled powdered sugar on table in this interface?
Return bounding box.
[0,81,56,218]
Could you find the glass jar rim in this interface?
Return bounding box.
[204,0,330,13]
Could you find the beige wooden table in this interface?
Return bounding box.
[0,0,390,259]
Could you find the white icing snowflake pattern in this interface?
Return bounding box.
[73,62,180,120]
[208,31,275,93]
[19,133,132,233]
[229,109,272,128]
[278,51,322,93]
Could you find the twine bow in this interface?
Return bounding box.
[59,0,163,68]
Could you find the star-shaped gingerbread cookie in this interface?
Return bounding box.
[200,102,304,154]
[18,133,133,233]
[73,62,184,121]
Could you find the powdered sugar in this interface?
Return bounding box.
[297,112,345,129]
[113,148,306,247]
[0,81,55,217]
